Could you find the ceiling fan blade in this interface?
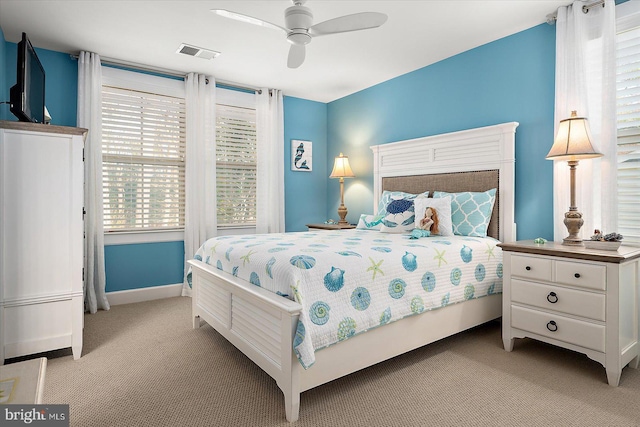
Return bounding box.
[309,12,387,37]
[211,9,286,33]
[287,44,306,69]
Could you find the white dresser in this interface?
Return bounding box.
[499,240,640,386]
[0,121,86,364]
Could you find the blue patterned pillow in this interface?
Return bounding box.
[376,191,428,216]
[432,189,496,237]
[378,193,427,233]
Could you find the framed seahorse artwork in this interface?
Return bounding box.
[291,140,312,172]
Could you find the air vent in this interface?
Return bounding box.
[176,43,220,60]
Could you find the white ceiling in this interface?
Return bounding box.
[0,0,569,103]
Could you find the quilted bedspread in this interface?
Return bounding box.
[190,230,503,369]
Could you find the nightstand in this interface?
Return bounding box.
[306,223,356,230]
[498,240,640,386]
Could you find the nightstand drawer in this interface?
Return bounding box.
[511,279,605,321]
[555,260,606,291]
[511,305,605,353]
[511,255,552,282]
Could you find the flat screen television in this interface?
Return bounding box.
[10,32,46,123]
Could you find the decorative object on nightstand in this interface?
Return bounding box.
[329,153,355,225]
[546,111,603,246]
[499,240,640,387]
[585,230,623,251]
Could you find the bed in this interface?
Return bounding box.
[188,121,519,422]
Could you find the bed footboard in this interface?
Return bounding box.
[188,260,303,422]
[189,258,502,422]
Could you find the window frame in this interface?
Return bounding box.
[102,71,259,245]
[102,67,186,245]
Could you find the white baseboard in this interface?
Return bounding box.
[106,283,183,306]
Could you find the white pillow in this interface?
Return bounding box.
[356,214,384,231]
[414,196,453,236]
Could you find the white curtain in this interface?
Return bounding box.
[256,89,285,234]
[553,1,617,241]
[77,51,110,313]
[182,73,217,296]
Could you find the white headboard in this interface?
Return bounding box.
[370,122,519,243]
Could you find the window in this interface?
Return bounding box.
[100,70,257,237]
[616,4,640,246]
[101,67,186,233]
[216,89,257,227]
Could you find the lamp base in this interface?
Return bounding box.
[337,204,349,225]
[562,210,584,246]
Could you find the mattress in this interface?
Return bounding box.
[190,229,503,368]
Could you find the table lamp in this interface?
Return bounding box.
[546,111,603,245]
[329,153,355,225]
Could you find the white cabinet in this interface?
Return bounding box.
[0,121,86,364]
[499,240,640,386]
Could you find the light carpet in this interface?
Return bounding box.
[28,296,640,426]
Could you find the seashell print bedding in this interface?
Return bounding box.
[190,230,503,369]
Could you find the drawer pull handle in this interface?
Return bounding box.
[525,266,531,271]
[546,321,558,332]
[574,273,581,279]
[546,292,558,304]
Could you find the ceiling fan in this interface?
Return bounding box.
[212,0,388,69]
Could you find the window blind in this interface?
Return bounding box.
[616,25,640,245]
[216,103,257,227]
[102,85,186,231]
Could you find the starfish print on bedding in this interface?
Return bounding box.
[290,281,302,303]
[367,257,385,281]
[433,249,447,268]
[485,243,496,260]
[240,249,256,266]
[209,242,222,254]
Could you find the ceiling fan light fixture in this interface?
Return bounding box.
[287,31,312,45]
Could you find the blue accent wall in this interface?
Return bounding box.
[327,23,557,241]
[104,242,185,292]
[284,96,328,231]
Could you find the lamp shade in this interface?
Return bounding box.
[546,111,603,161]
[329,153,355,178]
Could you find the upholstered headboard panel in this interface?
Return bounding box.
[381,170,499,239]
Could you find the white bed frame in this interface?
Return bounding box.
[188,122,519,422]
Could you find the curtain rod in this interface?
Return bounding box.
[70,54,262,94]
[546,0,606,24]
